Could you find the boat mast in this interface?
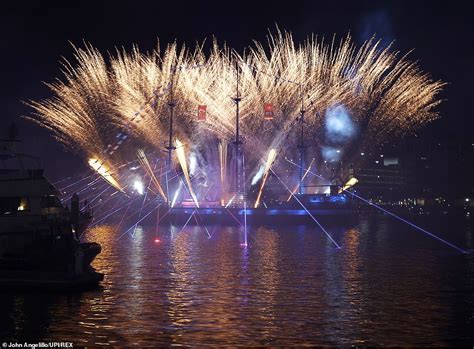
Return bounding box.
[232,60,244,206]
[297,83,306,195]
[165,66,177,204]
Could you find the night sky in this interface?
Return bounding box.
[1,1,472,197]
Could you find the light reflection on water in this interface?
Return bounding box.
[1,215,473,346]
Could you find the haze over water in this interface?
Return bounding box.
[1,214,473,346]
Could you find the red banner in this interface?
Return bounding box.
[198,105,207,121]
[264,103,274,120]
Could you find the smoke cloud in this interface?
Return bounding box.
[324,105,356,143]
[321,105,356,162]
[321,147,342,162]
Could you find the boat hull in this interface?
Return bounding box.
[159,206,356,225]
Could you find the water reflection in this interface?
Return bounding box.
[1,215,473,346]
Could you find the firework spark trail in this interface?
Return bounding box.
[218,141,227,205]
[243,31,444,150]
[137,149,167,200]
[87,158,161,226]
[74,159,137,201]
[175,139,199,207]
[88,158,123,191]
[26,44,111,156]
[340,177,358,193]
[254,148,278,208]
[132,159,160,236]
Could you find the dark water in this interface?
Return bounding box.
[1,214,473,346]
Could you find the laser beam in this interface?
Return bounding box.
[271,168,341,249]
[285,158,468,254]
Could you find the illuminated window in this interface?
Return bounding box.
[0,197,30,215]
[17,197,30,211]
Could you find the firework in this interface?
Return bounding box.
[340,177,359,193]
[254,148,277,208]
[27,30,444,205]
[170,181,183,208]
[218,141,228,205]
[88,158,122,191]
[175,139,199,207]
[137,149,167,201]
[29,31,442,149]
